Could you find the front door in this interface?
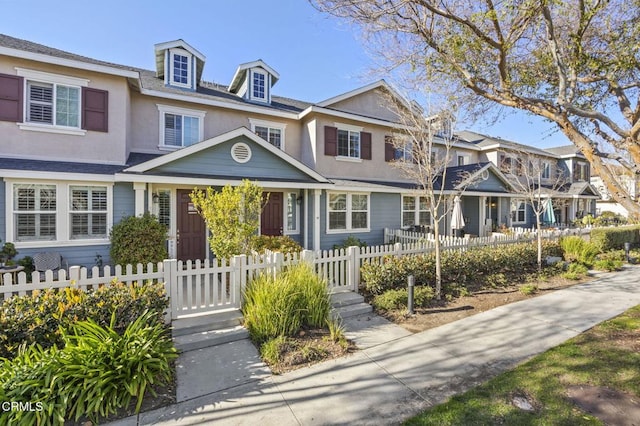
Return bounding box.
[177,189,206,261]
[261,192,283,236]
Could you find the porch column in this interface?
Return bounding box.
[133,182,146,216]
[313,189,321,251]
[479,196,487,236]
[303,189,309,249]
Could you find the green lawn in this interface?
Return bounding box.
[405,305,640,425]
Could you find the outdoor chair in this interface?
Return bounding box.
[33,252,68,280]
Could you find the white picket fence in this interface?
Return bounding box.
[0,228,589,320]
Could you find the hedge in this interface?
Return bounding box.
[590,225,640,252]
[360,241,562,296]
[0,281,168,359]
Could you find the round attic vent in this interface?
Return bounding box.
[231,142,252,163]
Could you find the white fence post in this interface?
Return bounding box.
[163,259,177,324]
[68,265,81,283]
[231,254,246,309]
[346,246,359,292]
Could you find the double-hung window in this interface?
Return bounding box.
[173,54,189,85]
[511,199,527,224]
[70,186,107,239]
[402,196,431,227]
[337,129,360,158]
[328,193,369,232]
[16,69,88,132]
[158,105,205,149]
[250,119,286,150]
[542,161,551,179]
[13,184,57,241]
[168,49,192,88]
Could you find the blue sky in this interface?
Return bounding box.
[0,0,569,148]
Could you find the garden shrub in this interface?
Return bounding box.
[332,235,367,250]
[592,259,624,272]
[590,225,640,252]
[242,263,330,345]
[0,311,177,424]
[360,241,562,296]
[110,212,168,266]
[596,250,627,262]
[559,236,600,266]
[372,286,434,311]
[562,262,589,280]
[251,235,303,255]
[0,281,168,359]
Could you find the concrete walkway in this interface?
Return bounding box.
[108,266,640,425]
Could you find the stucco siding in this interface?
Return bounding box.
[326,88,400,122]
[0,57,129,164]
[128,93,302,159]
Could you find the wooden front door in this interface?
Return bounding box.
[261,192,283,236]
[177,189,206,261]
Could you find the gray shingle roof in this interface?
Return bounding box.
[0,152,161,174]
[0,34,141,72]
[545,145,583,156]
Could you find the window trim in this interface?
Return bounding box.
[69,185,109,240]
[326,192,370,234]
[249,69,269,102]
[334,122,363,160]
[511,199,527,224]
[157,104,206,150]
[401,195,431,228]
[541,161,551,179]
[284,192,300,235]
[168,48,192,89]
[15,68,88,135]
[248,118,286,150]
[5,179,113,249]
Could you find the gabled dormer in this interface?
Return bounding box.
[228,60,279,104]
[154,40,205,91]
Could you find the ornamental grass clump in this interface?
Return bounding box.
[242,263,330,345]
[0,311,177,425]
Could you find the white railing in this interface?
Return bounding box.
[0,228,591,320]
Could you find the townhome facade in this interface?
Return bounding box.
[0,35,598,267]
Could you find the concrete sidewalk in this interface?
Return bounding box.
[109,266,640,426]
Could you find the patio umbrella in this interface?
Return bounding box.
[542,198,556,225]
[451,196,465,234]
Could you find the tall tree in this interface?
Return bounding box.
[385,95,479,299]
[497,148,568,271]
[311,0,640,219]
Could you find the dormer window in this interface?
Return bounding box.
[169,49,192,88]
[154,40,205,91]
[252,70,266,101]
[172,52,189,85]
[228,60,280,105]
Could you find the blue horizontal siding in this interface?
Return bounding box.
[113,182,135,224]
[17,244,110,269]
[154,136,313,181]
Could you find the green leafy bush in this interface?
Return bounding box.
[110,213,168,266]
[372,286,435,311]
[0,281,168,359]
[596,250,627,262]
[562,262,589,280]
[519,284,539,295]
[361,241,562,296]
[592,259,624,272]
[0,311,177,424]
[559,236,600,266]
[590,225,640,252]
[332,235,368,250]
[251,235,303,255]
[242,263,330,344]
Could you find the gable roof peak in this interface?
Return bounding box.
[229,59,280,94]
[154,39,206,81]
